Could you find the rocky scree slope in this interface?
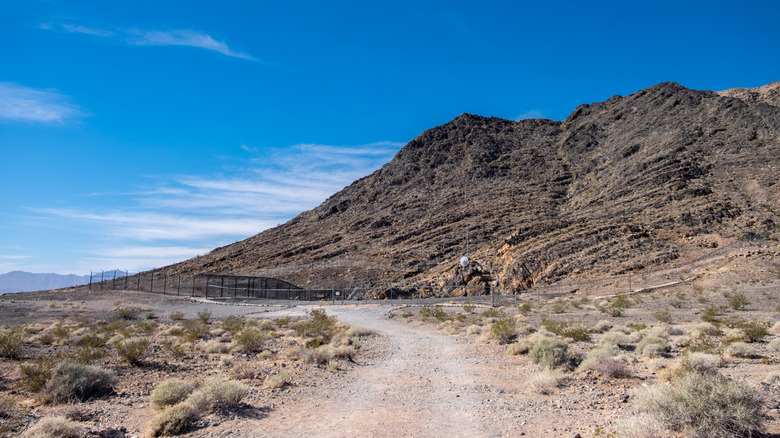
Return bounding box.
[160,82,780,295]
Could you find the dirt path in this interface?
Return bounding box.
[252,305,503,438]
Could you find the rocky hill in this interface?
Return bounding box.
[159,82,780,295]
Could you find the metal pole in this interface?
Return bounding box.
[150,274,154,293]
[191,276,196,297]
[163,275,167,295]
[100,270,104,290]
[89,271,93,289]
[177,276,181,296]
[124,271,128,290]
[112,270,117,290]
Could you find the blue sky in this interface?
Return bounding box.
[1,1,778,275]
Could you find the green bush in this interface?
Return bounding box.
[168,312,185,321]
[729,293,749,310]
[294,309,340,346]
[196,310,212,325]
[221,315,246,334]
[653,310,672,324]
[45,362,116,403]
[528,338,572,369]
[181,320,209,341]
[541,319,591,341]
[489,318,516,344]
[636,371,764,438]
[0,326,26,358]
[264,372,290,389]
[600,295,632,317]
[17,358,54,393]
[737,321,768,343]
[518,302,532,314]
[116,337,150,365]
[233,327,265,353]
[151,378,194,410]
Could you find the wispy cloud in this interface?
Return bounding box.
[0,82,84,123]
[515,110,546,121]
[129,29,258,61]
[44,22,258,62]
[62,24,114,37]
[28,141,402,272]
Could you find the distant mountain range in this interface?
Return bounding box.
[0,271,91,294]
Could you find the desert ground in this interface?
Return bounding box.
[1,242,779,437]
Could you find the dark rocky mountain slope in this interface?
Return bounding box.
[160,82,780,295]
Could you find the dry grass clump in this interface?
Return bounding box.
[264,372,290,389]
[149,376,249,437]
[577,343,621,372]
[202,339,230,354]
[590,319,613,333]
[590,358,633,378]
[44,362,116,404]
[635,335,669,358]
[526,369,565,394]
[724,342,758,359]
[632,371,765,438]
[23,415,84,438]
[0,392,28,435]
[149,403,197,437]
[767,338,780,352]
[302,344,356,365]
[601,328,641,348]
[151,378,194,410]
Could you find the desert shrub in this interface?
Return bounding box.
[550,301,567,314]
[481,307,503,318]
[678,352,723,375]
[161,339,189,358]
[302,344,356,365]
[196,377,249,412]
[196,310,212,325]
[653,310,672,324]
[294,309,340,346]
[601,329,640,347]
[724,342,758,358]
[275,315,293,328]
[592,358,633,378]
[233,327,266,353]
[181,320,209,341]
[68,344,108,364]
[729,293,749,310]
[116,337,150,365]
[466,325,483,336]
[578,343,621,372]
[18,358,55,393]
[600,295,632,317]
[737,321,768,343]
[144,311,156,320]
[489,318,516,344]
[419,306,449,321]
[541,319,590,341]
[264,372,290,389]
[591,320,613,333]
[462,303,475,313]
[45,362,116,403]
[517,302,531,314]
[635,371,764,438]
[343,325,375,338]
[767,339,780,352]
[132,320,158,335]
[149,403,196,437]
[636,336,669,358]
[527,370,564,394]
[202,340,230,354]
[23,416,83,438]
[168,312,185,321]
[0,392,28,435]
[221,315,245,334]
[151,378,194,410]
[528,338,572,369]
[0,326,26,358]
[113,305,138,320]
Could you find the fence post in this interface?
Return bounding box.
[89,271,93,290]
[205,275,210,298]
[177,276,181,296]
[137,274,141,291]
[100,270,104,290]
[150,275,154,293]
[112,270,117,290]
[191,276,196,297]
[163,275,167,295]
[124,271,128,290]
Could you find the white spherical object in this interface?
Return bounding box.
[460,256,469,267]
